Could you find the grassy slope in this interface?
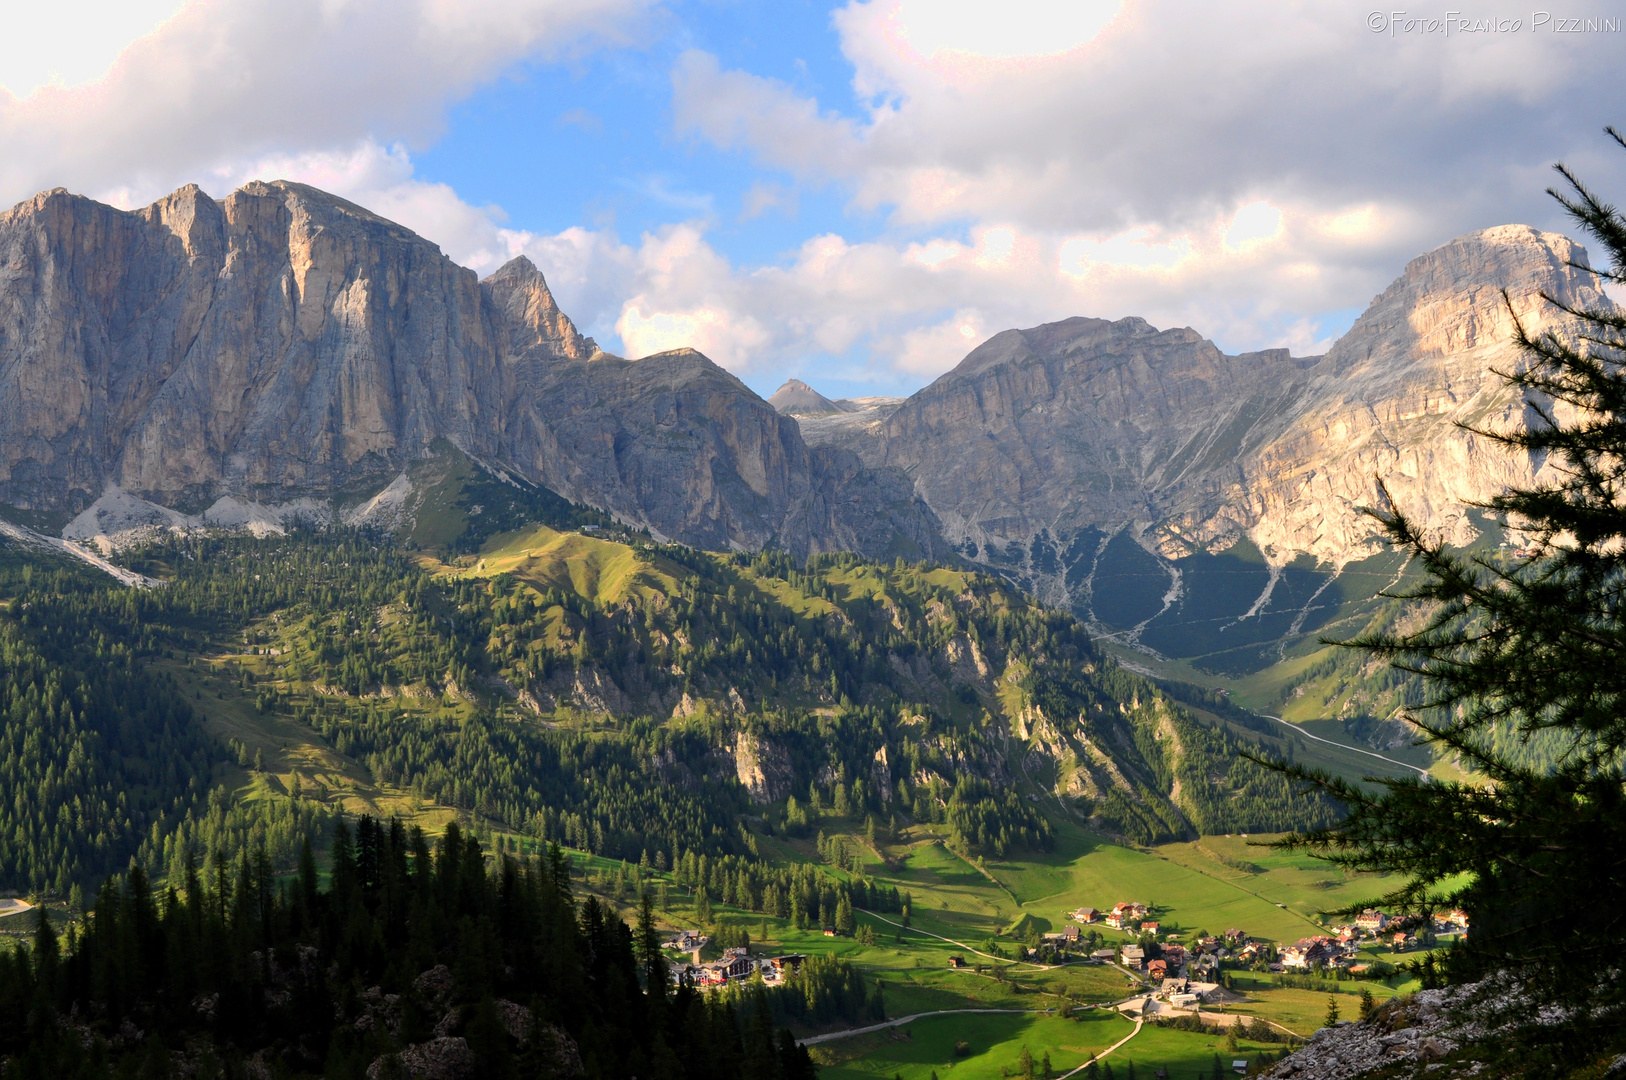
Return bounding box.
[812,1010,1134,1080]
[757,817,1335,960]
[433,524,684,605]
[813,1009,1286,1080]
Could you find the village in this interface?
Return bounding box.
[662,928,810,987]
[657,897,1469,1000]
[1046,902,1472,1023]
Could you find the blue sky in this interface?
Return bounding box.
[4,0,1626,401]
[418,1,865,263]
[409,0,961,398]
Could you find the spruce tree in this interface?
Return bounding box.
[836,893,855,936]
[1269,133,1626,1055]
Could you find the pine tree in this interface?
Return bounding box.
[1323,994,1340,1029]
[636,890,667,997]
[1359,986,1374,1021]
[836,893,855,936]
[1268,133,1626,1058]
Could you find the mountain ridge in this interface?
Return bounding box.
[0,180,951,562]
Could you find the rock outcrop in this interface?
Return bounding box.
[0,182,949,559]
[1264,975,1614,1079]
[731,730,795,804]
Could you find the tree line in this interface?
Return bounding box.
[0,816,818,1080]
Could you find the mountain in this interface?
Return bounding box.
[0,181,948,560]
[768,378,850,416]
[796,225,1611,677]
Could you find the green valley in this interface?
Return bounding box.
[0,510,1436,1079]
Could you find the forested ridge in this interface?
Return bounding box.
[0,519,1342,901]
[0,550,221,895]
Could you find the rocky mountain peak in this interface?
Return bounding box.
[937,315,1179,384]
[0,180,949,561]
[768,378,849,416]
[792,219,1620,663]
[482,255,594,360]
[1325,223,1605,374]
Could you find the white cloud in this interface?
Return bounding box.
[1223,203,1284,255]
[0,0,187,98]
[885,0,1122,63]
[0,0,654,211]
[501,197,1376,382]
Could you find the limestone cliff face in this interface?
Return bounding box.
[0,181,527,505]
[808,225,1610,611]
[0,182,947,559]
[864,316,1311,563]
[1221,224,1605,562]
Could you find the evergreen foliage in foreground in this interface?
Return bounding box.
[1270,135,1626,1069]
[0,817,819,1080]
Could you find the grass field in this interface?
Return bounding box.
[811,1009,1132,1079]
[812,1010,1287,1080]
[1223,972,1404,1036]
[862,819,1340,949]
[1118,1023,1282,1079]
[432,524,684,605]
[1153,834,1401,930]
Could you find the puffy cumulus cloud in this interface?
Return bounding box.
[1223,203,1285,255]
[0,0,654,210]
[613,223,772,367]
[554,200,1390,382]
[814,0,1623,235]
[0,0,187,99]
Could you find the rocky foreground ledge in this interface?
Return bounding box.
[1266,978,1626,1080]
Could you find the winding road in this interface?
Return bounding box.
[797,1008,1044,1046]
[1058,1016,1144,1078]
[1260,714,1429,778]
[860,909,1058,970]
